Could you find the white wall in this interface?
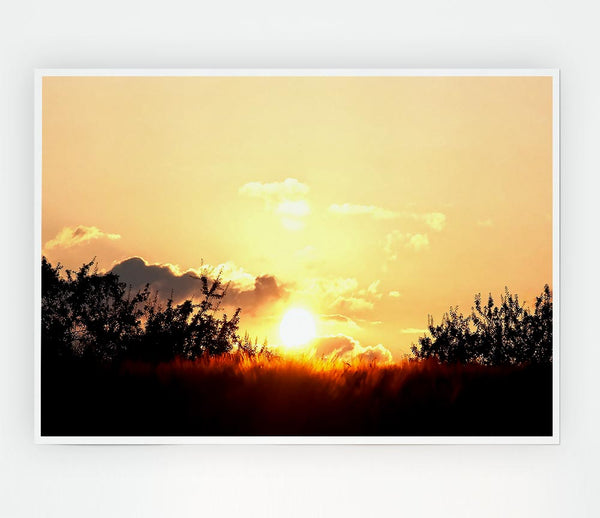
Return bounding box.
[1,1,598,516]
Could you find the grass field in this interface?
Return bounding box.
[41,353,552,437]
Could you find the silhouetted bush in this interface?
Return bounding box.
[41,257,241,363]
[237,332,276,360]
[410,285,552,365]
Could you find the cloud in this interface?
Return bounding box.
[401,328,428,334]
[330,296,374,313]
[422,212,446,232]
[315,277,359,294]
[357,319,383,326]
[280,218,305,231]
[329,203,446,231]
[226,275,287,315]
[239,178,309,201]
[276,200,310,217]
[312,334,358,358]
[388,291,402,298]
[406,234,429,250]
[299,276,357,301]
[366,280,382,297]
[239,178,310,230]
[310,334,393,364]
[355,344,394,363]
[319,314,359,329]
[298,276,380,317]
[204,262,256,291]
[329,203,398,220]
[384,231,429,260]
[109,257,287,315]
[44,225,121,250]
[477,219,493,227]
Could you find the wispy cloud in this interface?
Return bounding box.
[44,225,121,250]
[329,203,398,220]
[239,178,309,200]
[384,231,429,260]
[330,296,374,313]
[275,200,310,217]
[477,219,493,227]
[422,212,446,231]
[319,313,360,329]
[388,291,402,298]
[239,178,310,230]
[329,203,446,231]
[299,276,382,317]
[366,280,382,297]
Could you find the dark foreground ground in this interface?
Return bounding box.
[41,355,553,437]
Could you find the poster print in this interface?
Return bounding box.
[36,70,559,443]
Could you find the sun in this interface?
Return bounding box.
[279,308,317,348]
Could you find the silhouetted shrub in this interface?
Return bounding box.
[237,332,276,360]
[410,285,552,365]
[41,257,241,363]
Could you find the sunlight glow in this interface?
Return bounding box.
[279,308,317,348]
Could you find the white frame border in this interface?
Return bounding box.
[34,68,560,445]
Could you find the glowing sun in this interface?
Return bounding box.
[279,308,317,348]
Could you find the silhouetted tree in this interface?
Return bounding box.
[41,256,71,359]
[41,257,242,363]
[411,285,552,365]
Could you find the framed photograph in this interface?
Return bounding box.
[35,69,559,444]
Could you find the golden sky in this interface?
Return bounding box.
[42,75,553,359]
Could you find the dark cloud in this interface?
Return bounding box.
[109,257,287,315]
[110,257,197,299]
[225,275,286,314]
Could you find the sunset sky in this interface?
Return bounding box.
[41,74,553,360]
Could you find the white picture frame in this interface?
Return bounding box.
[34,68,560,445]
